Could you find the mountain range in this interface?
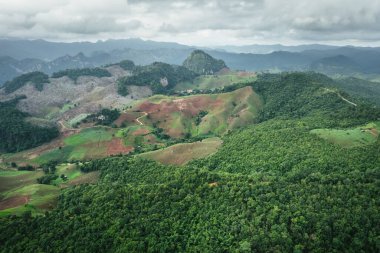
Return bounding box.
[1,38,380,86]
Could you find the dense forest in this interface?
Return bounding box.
[0,97,59,153]
[0,72,379,252]
[51,67,111,82]
[3,71,50,94]
[117,62,197,94]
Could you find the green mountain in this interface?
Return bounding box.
[117,62,197,95]
[0,97,59,152]
[1,72,379,252]
[183,50,227,74]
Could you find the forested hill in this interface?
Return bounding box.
[183,50,227,74]
[0,72,379,252]
[0,97,59,152]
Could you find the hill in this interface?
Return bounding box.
[129,86,262,138]
[183,50,227,74]
[0,72,379,252]
[0,97,59,153]
[117,62,197,95]
[334,77,380,105]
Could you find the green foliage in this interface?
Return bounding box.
[195,110,208,125]
[118,60,135,70]
[183,50,227,74]
[3,71,49,94]
[51,68,111,82]
[117,62,197,94]
[252,72,380,125]
[36,174,58,184]
[85,108,120,126]
[0,97,59,153]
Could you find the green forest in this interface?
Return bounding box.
[0,97,59,153]
[117,62,197,94]
[0,72,379,252]
[3,71,50,93]
[51,68,111,82]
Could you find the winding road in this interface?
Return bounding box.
[135,112,148,125]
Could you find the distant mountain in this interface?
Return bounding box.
[214,44,339,54]
[183,50,227,74]
[1,39,380,86]
[0,38,191,60]
[310,55,362,75]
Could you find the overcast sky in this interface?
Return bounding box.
[0,0,379,46]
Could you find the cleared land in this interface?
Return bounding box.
[138,137,222,165]
[174,71,256,91]
[133,86,262,138]
[311,122,379,148]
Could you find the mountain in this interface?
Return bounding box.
[1,39,380,87]
[215,43,340,54]
[0,38,191,60]
[183,50,227,74]
[310,55,362,75]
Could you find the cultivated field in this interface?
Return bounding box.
[0,163,99,216]
[138,137,222,165]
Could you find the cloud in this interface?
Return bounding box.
[0,0,379,45]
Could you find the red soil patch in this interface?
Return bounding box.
[138,96,214,119]
[114,112,139,127]
[106,138,133,155]
[0,196,29,210]
[132,128,150,136]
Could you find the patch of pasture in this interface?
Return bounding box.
[138,137,222,165]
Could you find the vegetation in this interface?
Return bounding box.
[334,77,380,106]
[3,71,49,94]
[117,62,197,94]
[0,72,379,252]
[118,60,135,71]
[0,97,59,153]
[183,50,227,74]
[51,68,111,82]
[84,108,120,126]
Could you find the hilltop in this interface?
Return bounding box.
[183,50,227,74]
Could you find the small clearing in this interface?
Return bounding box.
[138,137,222,165]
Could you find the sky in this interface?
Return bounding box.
[0,0,380,46]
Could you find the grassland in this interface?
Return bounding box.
[174,71,256,91]
[311,122,379,148]
[138,137,222,165]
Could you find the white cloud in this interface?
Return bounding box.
[0,0,379,46]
